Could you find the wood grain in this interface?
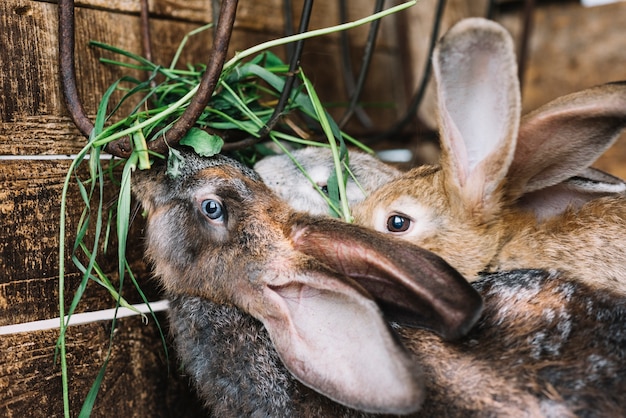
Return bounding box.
[498,1,626,178]
[0,158,157,326]
[0,316,205,418]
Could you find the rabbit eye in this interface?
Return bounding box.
[317,183,329,194]
[201,199,225,222]
[387,215,410,233]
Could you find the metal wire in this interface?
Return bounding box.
[518,0,536,90]
[223,0,315,151]
[139,0,153,64]
[58,0,239,158]
[338,0,386,129]
[106,0,239,157]
[337,0,375,129]
[374,0,447,141]
[486,0,497,20]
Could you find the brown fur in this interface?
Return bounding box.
[353,167,626,292]
[352,19,626,292]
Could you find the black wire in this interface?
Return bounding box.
[338,0,386,129]
[283,0,295,59]
[337,0,374,128]
[338,0,356,97]
[374,0,447,141]
[256,0,315,138]
[486,0,497,20]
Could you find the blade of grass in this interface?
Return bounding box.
[92,0,416,147]
[78,356,110,418]
[299,70,352,222]
[125,259,169,371]
[116,153,138,294]
[58,142,93,418]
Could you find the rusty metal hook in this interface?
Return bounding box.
[58,0,239,158]
[58,0,94,139]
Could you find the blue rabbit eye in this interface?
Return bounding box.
[201,199,224,221]
[387,215,410,233]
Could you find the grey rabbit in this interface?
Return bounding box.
[253,147,401,216]
[134,149,626,417]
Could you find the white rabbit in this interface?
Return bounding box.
[352,18,626,292]
[253,147,401,216]
[134,149,626,417]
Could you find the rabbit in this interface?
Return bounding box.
[133,148,482,416]
[352,17,626,292]
[134,149,626,417]
[253,146,401,216]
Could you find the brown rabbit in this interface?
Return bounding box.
[134,149,626,417]
[352,18,626,292]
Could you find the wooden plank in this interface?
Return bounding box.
[0,159,136,281]
[0,316,205,417]
[497,1,626,112]
[40,0,213,22]
[39,0,400,45]
[0,159,159,324]
[0,1,212,139]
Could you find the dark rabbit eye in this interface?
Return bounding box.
[318,183,329,194]
[387,215,410,233]
[201,199,225,222]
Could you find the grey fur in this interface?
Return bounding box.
[168,270,626,417]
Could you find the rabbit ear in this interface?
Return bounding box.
[433,18,521,216]
[247,217,482,414]
[259,272,424,414]
[516,167,626,220]
[290,216,483,340]
[506,82,626,199]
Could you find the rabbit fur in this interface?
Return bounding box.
[352,18,626,292]
[253,147,401,216]
[134,149,626,417]
[133,149,481,416]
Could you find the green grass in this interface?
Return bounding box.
[57,2,417,416]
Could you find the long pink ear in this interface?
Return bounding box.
[507,82,626,199]
[516,167,626,221]
[260,275,424,414]
[244,216,482,414]
[433,18,521,215]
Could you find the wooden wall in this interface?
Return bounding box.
[1,0,624,416]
